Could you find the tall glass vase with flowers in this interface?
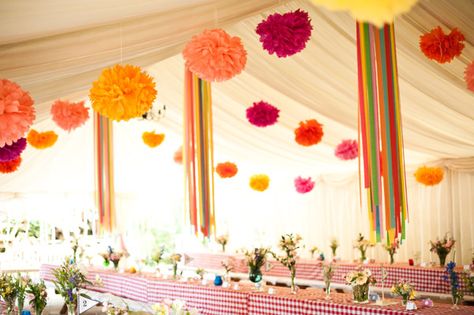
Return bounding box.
[384,238,400,264]
[167,253,182,279]
[430,234,455,267]
[0,273,18,315]
[322,263,335,300]
[216,234,229,253]
[52,258,92,315]
[221,258,235,284]
[391,280,416,305]
[271,234,302,294]
[27,280,48,315]
[444,261,463,309]
[245,248,269,290]
[14,274,30,313]
[353,233,373,263]
[330,238,339,258]
[345,268,376,303]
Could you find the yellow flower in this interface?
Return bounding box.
[409,290,416,299]
[391,286,397,293]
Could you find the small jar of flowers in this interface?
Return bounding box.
[430,234,455,267]
[216,234,229,253]
[391,279,416,305]
[245,248,269,289]
[384,238,400,264]
[0,273,18,315]
[353,233,373,263]
[345,268,376,304]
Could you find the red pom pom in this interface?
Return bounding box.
[173,147,183,164]
[294,119,324,146]
[0,156,22,173]
[419,27,465,64]
[216,162,238,178]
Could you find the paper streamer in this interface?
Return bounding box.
[94,112,116,233]
[357,22,408,244]
[184,69,215,238]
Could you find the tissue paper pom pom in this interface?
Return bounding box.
[335,139,358,160]
[27,130,58,149]
[183,29,247,82]
[249,174,270,192]
[142,131,165,148]
[90,64,157,121]
[311,0,418,27]
[0,156,22,173]
[246,101,280,127]
[419,27,465,64]
[256,9,312,58]
[216,162,238,178]
[414,166,444,186]
[294,176,315,194]
[173,147,183,164]
[465,61,474,92]
[51,100,89,131]
[0,79,36,147]
[295,119,324,146]
[0,138,26,162]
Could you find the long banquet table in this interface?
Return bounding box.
[40,264,474,315]
[184,252,474,297]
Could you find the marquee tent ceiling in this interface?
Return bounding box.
[0,0,473,185]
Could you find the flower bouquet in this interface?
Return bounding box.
[244,248,269,288]
[272,234,302,294]
[384,238,400,264]
[14,274,31,313]
[309,246,318,259]
[152,299,199,315]
[52,259,92,315]
[27,280,48,315]
[353,233,373,263]
[195,268,205,281]
[330,238,339,257]
[216,234,228,252]
[430,234,455,266]
[0,273,18,315]
[322,263,335,300]
[391,280,416,305]
[167,253,182,279]
[463,271,474,295]
[221,258,235,283]
[444,261,463,309]
[102,302,129,315]
[345,268,376,303]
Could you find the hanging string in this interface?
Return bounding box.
[120,23,123,64]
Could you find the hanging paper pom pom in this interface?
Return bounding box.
[27,129,58,149]
[216,162,238,178]
[182,29,247,82]
[414,166,444,186]
[311,0,418,27]
[173,147,183,164]
[0,138,26,162]
[0,79,36,147]
[142,131,165,148]
[90,64,157,121]
[246,101,280,127]
[249,174,270,192]
[295,119,324,146]
[335,139,358,160]
[50,100,89,131]
[465,61,474,92]
[419,27,465,64]
[256,9,312,58]
[0,156,22,174]
[294,176,315,194]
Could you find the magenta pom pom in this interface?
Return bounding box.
[246,101,280,127]
[256,9,313,58]
[0,137,26,162]
[335,139,358,160]
[294,176,315,194]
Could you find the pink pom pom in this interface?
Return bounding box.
[246,101,280,127]
[256,9,313,58]
[0,79,36,147]
[465,61,474,92]
[335,139,358,160]
[51,100,90,131]
[294,176,315,194]
[183,29,247,82]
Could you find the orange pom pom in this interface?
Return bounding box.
[216,162,238,178]
[465,61,474,92]
[51,100,89,131]
[90,64,157,121]
[183,29,247,82]
[249,174,270,191]
[173,147,183,164]
[295,119,324,146]
[419,27,465,64]
[0,156,22,173]
[142,131,165,148]
[414,166,444,186]
[27,129,58,149]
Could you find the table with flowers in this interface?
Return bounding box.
[184,252,473,297]
[39,264,474,315]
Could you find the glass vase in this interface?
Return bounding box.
[437,251,448,267]
[290,269,297,294]
[331,248,337,257]
[325,281,331,300]
[451,295,460,310]
[112,260,120,271]
[173,263,178,279]
[352,283,369,304]
[249,267,263,290]
[34,305,45,315]
[359,249,367,263]
[390,253,394,264]
[402,295,409,306]
[6,300,15,315]
[67,303,77,315]
[103,259,110,267]
[17,297,25,314]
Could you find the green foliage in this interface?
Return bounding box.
[27,280,48,314]
[52,258,92,306]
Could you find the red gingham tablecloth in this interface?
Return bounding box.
[185,253,473,296]
[39,265,474,315]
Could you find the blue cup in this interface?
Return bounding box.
[21,311,31,315]
[214,275,223,286]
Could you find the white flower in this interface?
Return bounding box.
[364,269,372,277]
[356,275,368,285]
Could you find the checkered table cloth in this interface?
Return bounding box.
[185,253,473,296]
[39,265,474,315]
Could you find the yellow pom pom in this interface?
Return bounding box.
[414,166,444,186]
[249,174,270,192]
[90,64,157,121]
[142,131,165,148]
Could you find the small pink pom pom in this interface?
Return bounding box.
[335,139,358,160]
